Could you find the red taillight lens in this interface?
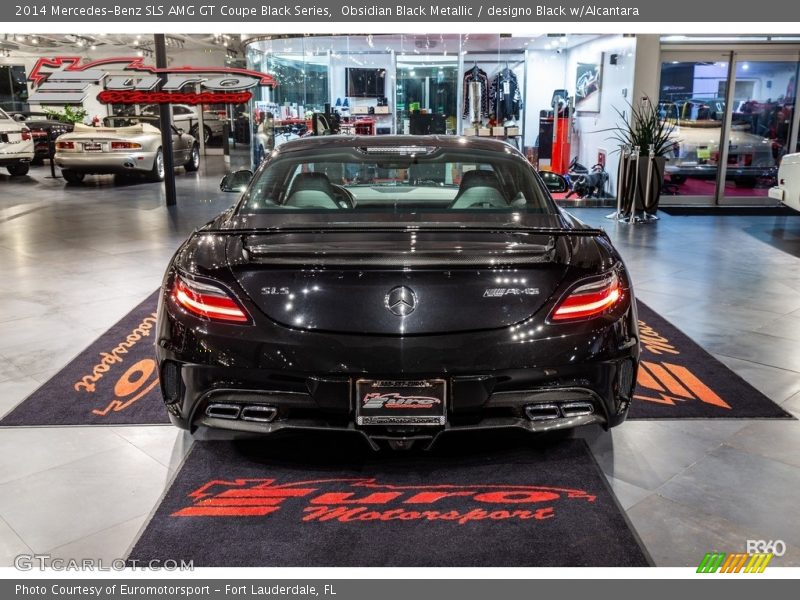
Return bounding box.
[551,273,623,322]
[171,275,249,323]
[56,141,75,150]
[110,141,142,150]
[21,128,31,141]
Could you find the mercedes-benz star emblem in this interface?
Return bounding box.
[385,286,417,316]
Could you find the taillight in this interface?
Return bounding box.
[171,275,249,323]
[56,141,75,150]
[111,141,142,150]
[21,128,31,141]
[550,272,623,322]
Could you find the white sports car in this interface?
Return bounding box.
[0,107,34,177]
[54,116,200,184]
[769,152,800,212]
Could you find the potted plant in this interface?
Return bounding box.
[606,97,677,216]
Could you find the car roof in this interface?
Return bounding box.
[274,135,521,155]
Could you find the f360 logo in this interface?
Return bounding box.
[28,57,277,105]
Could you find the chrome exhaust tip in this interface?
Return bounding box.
[205,403,241,420]
[524,403,561,421]
[240,405,278,423]
[560,402,594,418]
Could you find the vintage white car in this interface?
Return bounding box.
[769,152,800,212]
[54,116,199,184]
[665,121,778,188]
[0,107,34,177]
[660,100,779,188]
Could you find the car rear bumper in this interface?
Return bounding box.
[666,163,776,179]
[156,299,640,448]
[54,151,156,174]
[0,149,34,165]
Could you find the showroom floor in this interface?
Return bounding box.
[1,157,799,567]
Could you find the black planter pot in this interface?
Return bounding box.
[619,155,667,215]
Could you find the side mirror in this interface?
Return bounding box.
[539,171,569,194]
[220,169,253,193]
[13,114,25,122]
[177,128,185,135]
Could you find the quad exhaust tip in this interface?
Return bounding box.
[524,403,561,421]
[205,403,278,423]
[524,401,595,421]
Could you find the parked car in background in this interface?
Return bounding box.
[141,104,225,144]
[661,99,780,188]
[0,108,34,177]
[769,152,800,212]
[54,115,199,184]
[11,112,74,165]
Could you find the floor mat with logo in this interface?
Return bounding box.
[127,436,651,567]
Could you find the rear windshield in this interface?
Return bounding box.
[237,145,553,214]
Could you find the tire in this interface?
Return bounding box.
[184,144,200,172]
[190,124,212,145]
[30,156,44,167]
[669,174,687,184]
[7,163,29,177]
[61,169,85,184]
[149,148,165,182]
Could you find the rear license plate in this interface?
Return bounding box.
[84,143,102,151]
[355,379,446,426]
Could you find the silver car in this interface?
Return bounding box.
[142,104,224,145]
[54,116,200,184]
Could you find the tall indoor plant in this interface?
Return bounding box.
[607,97,677,215]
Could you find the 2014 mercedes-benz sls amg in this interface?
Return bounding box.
[156,135,640,450]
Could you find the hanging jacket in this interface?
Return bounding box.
[491,69,522,122]
[462,66,490,120]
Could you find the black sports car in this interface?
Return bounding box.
[11,112,73,165]
[156,135,639,450]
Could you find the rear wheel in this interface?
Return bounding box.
[7,163,29,177]
[184,144,200,172]
[190,124,212,145]
[149,148,165,182]
[61,169,84,184]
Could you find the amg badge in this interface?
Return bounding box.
[483,287,540,297]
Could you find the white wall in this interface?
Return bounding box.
[523,50,568,147]
[566,35,637,195]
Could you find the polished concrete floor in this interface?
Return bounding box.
[1,158,799,567]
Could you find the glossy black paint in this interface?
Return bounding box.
[156,136,640,448]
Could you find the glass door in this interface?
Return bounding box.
[718,53,799,204]
[659,51,733,204]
